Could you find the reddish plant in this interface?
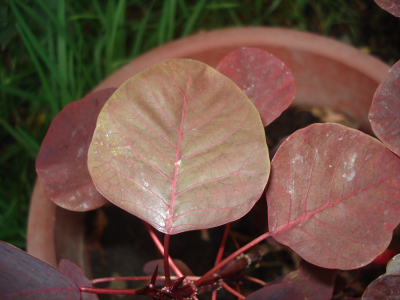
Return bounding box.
[2,40,400,299]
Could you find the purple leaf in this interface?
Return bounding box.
[88,59,269,234]
[245,283,304,300]
[36,88,116,211]
[282,259,338,300]
[266,123,400,269]
[58,260,98,300]
[216,47,296,126]
[374,0,400,17]
[362,274,400,300]
[387,253,400,275]
[0,241,80,299]
[369,60,400,156]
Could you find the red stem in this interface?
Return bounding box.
[242,275,267,286]
[164,234,172,287]
[212,290,217,300]
[80,286,141,295]
[221,282,245,299]
[92,276,200,284]
[215,223,231,266]
[142,221,184,278]
[195,232,271,287]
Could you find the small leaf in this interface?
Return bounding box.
[88,59,269,234]
[36,88,116,211]
[362,274,400,300]
[0,241,81,299]
[245,283,304,300]
[58,260,98,300]
[216,47,296,126]
[387,253,400,275]
[267,123,400,269]
[369,60,400,156]
[282,259,338,300]
[374,0,400,17]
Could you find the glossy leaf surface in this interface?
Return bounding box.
[59,260,98,300]
[36,88,116,211]
[282,259,337,300]
[0,241,80,299]
[387,253,400,275]
[245,283,304,300]
[374,0,400,17]
[362,274,400,300]
[369,60,400,156]
[267,123,400,269]
[88,59,269,234]
[216,47,295,126]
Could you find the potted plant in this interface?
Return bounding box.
[3,3,400,299]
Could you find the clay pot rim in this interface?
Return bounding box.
[94,27,388,92]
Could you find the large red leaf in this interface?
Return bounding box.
[88,59,269,234]
[266,123,400,270]
[245,283,304,300]
[216,47,296,126]
[362,274,400,300]
[36,88,116,211]
[59,260,98,300]
[282,259,338,300]
[369,60,400,156]
[0,241,80,299]
[374,0,400,17]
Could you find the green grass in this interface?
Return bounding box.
[0,0,394,249]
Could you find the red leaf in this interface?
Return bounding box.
[36,88,116,211]
[59,260,98,300]
[373,0,400,17]
[369,60,400,156]
[216,47,296,126]
[245,283,304,300]
[88,59,269,234]
[387,253,400,275]
[282,259,338,300]
[266,123,400,269]
[362,274,400,300]
[0,241,80,299]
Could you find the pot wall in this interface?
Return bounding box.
[27,27,390,271]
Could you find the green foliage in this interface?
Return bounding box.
[0,0,377,248]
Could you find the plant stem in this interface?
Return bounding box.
[215,223,231,266]
[221,282,245,299]
[164,234,172,287]
[195,232,271,287]
[92,276,200,284]
[242,275,267,286]
[143,221,184,278]
[79,286,142,295]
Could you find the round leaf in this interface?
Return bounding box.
[374,0,400,17]
[216,47,296,126]
[0,241,80,299]
[245,283,304,300]
[369,60,400,156]
[36,88,116,211]
[267,123,400,269]
[282,259,337,300]
[362,274,400,300]
[387,253,400,275]
[88,59,269,234]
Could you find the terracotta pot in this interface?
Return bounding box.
[27,27,390,271]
